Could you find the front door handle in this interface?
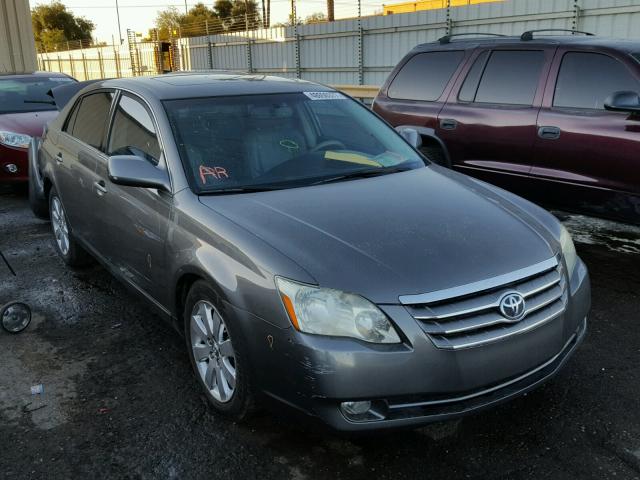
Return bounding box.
[440,118,458,130]
[94,180,107,196]
[538,126,561,140]
[55,152,63,164]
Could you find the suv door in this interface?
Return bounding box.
[532,49,640,221]
[55,90,114,244]
[94,91,172,301]
[437,48,553,193]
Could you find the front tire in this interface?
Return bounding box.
[49,187,92,267]
[184,281,254,419]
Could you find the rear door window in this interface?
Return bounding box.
[473,50,545,105]
[388,51,465,101]
[107,94,161,164]
[458,50,490,102]
[70,91,114,150]
[554,52,640,110]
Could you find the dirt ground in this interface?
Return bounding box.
[1,184,639,480]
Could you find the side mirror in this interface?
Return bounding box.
[107,155,171,192]
[604,91,640,114]
[396,127,422,149]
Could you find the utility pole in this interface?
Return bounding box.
[184,0,188,14]
[327,0,334,22]
[115,0,123,44]
[244,0,249,33]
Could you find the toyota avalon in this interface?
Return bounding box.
[30,73,590,431]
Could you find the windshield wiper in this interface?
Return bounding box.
[311,166,414,186]
[199,185,282,195]
[23,99,56,105]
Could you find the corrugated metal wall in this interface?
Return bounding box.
[1,0,38,74]
[39,0,640,85]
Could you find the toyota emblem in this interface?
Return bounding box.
[499,292,526,321]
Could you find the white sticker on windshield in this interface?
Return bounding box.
[49,78,74,82]
[303,91,346,101]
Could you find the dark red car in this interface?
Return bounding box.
[0,72,75,182]
[373,31,640,224]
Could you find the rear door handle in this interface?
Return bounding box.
[94,180,107,196]
[440,118,458,130]
[55,152,63,164]
[538,126,561,140]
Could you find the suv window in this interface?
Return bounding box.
[70,91,114,150]
[554,52,640,110]
[473,50,545,105]
[388,51,465,101]
[108,94,161,164]
[458,50,490,102]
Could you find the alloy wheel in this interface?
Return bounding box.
[51,196,70,256]
[190,300,237,403]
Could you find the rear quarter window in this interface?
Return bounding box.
[388,51,465,102]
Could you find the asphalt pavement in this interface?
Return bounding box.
[1,183,639,480]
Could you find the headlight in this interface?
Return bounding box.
[0,131,31,149]
[560,225,578,276]
[276,277,401,344]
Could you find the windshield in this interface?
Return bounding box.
[633,53,640,64]
[0,76,75,114]
[164,92,425,193]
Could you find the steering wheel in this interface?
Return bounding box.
[311,140,346,152]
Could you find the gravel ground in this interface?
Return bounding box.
[1,184,639,480]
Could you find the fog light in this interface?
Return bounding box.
[4,163,18,174]
[341,400,372,416]
[1,302,32,334]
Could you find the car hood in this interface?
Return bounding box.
[0,110,59,138]
[198,167,558,304]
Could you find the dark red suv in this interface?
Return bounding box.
[373,31,640,224]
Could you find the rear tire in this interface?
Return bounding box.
[420,144,451,168]
[184,280,255,420]
[49,187,92,267]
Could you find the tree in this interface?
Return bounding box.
[229,0,261,32]
[32,1,95,51]
[155,6,182,40]
[305,12,327,24]
[213,0,234,19]
[181,3,222,36]
[155,0,261,39]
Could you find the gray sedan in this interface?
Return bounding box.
[30,73,590,431]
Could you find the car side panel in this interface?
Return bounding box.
[436,47,555,183]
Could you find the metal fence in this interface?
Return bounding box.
[38,0,640,87]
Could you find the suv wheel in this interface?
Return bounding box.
[184,281,254,419]
[420,145,451,168]
[49,187,92,267]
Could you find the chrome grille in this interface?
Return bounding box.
[401,257,567,350]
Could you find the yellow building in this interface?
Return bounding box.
[383,0,502,15]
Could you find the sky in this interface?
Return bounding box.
[33,0,382,44]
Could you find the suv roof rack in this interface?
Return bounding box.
[438,33,507,44]
[521,29,595,41]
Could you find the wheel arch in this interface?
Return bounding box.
[396,125,451,165]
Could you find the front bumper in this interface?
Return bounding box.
[244,257,590,432]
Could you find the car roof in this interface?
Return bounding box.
[96,72,334,100]
[413,35,640,54]
[0,71,72,79]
